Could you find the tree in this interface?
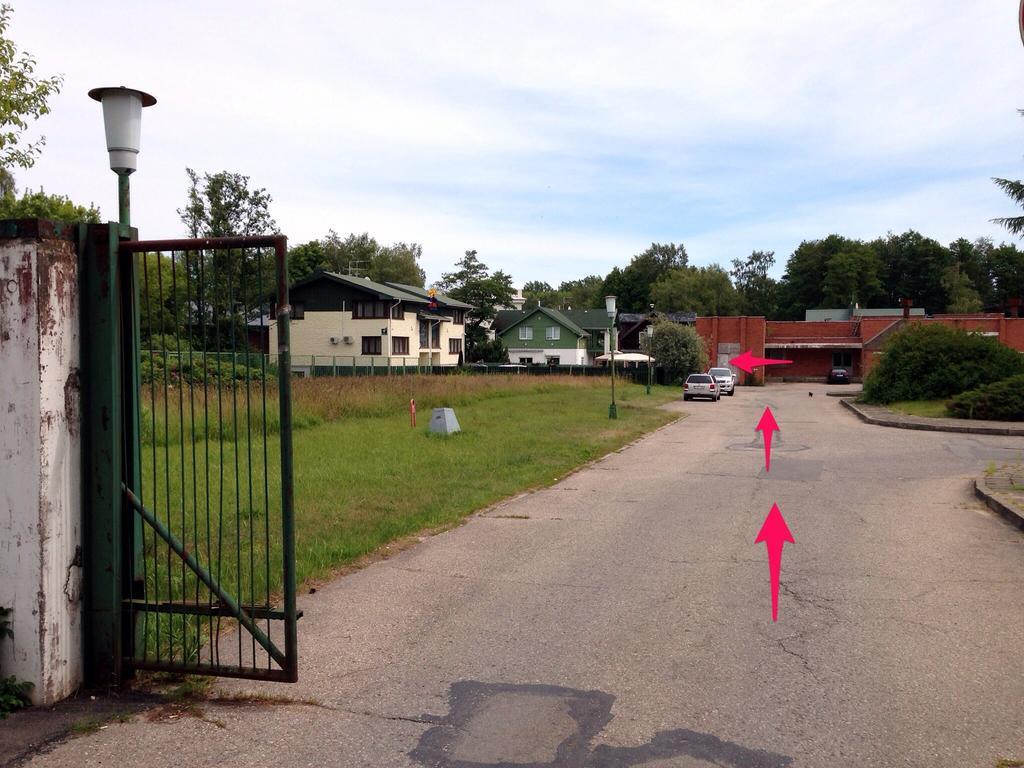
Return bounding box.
[993,110,1024,237]
[558,275,604,309]
[371,242,426,286]
[287,239,326,282]
[650,265,741,315]
[0,186,99,222]
[820,245,884,308]
[178,169,278,349]
[287,230,426,285]
[940,264,983,314]
[869,230,951,312]
[601,242,688,311]
[522,280,559,309]
[437,250,515,362]
[648,320,708,384]
[730,250,779,317]
[949,237,992,305]
[0,4,62,170]
[983,240,1024,307]
[179,168,277,238]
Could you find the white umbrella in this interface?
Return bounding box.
[594,352,655,363]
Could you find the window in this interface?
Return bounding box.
[292,303,305,320]
[449,338,463,354]
[765,349,788,359]
[419,320,429,348]
[546,356,560,366]
[391,303,404,320]
[519,326,533,341]
[452,310,465,325]
[431,323,440,348]
[519,357,532,365]
[361,336,382,355]
[392,336,409,355]
[832,351,853,367]
[353,301,388,319]
[545,326,560,341]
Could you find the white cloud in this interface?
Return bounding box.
[10,0,1024,287]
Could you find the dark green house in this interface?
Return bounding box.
[492,307,614,366]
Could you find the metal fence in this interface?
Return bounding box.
[119,236,298,682]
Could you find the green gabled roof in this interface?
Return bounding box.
[292,271,429,303]
[559,309,613,331]
[385,282,476,310]
[494,306,596,338]
[494,307,613,334]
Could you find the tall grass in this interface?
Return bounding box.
[141,373,607,445]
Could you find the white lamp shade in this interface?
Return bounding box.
[604,295,617,317]
[88,87,156,173]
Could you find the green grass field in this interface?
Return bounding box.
[135,375,682,660]
[887,399,950,418]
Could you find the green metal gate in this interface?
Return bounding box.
[81,226,298,684]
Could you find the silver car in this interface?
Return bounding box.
[683,373,720,401]
[708,367,737,396]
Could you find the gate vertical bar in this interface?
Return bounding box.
[275,235,298,681]
[79,222,124,687]
[118,233,144,673]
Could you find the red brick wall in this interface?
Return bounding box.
[766,320,857,339]
[695,316,766,385]
[1001,317,1024,351]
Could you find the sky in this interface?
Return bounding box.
[11,1,1024,286]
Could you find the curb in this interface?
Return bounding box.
[973,479,1024,530]
[840,398,1024,436]
[825,391,861,398]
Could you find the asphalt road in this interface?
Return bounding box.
[24,384,1024,767]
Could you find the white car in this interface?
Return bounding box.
[683,373,720,401]
[708,367,736,396]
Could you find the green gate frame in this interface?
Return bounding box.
[80,226,298,685]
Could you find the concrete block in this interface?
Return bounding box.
[0,232,82,704]
[429,407,461,435]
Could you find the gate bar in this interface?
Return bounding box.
[118,235,285,253]
[122,486,288,670]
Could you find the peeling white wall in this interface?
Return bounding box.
[0,236,82,705]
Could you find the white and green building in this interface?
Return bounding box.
[492,307,615,366]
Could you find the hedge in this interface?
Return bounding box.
[947,374,1024,421]
[862,324,1024,404]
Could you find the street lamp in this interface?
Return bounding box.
[88,86,157,227]
[605,295,617,419]
[645,325,654,395]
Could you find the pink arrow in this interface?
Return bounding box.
[755,407,780,472]
[730,350,793,375]
[755,503,795,622]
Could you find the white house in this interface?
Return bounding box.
[263,272,473,372]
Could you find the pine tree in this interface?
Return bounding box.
[993,110,1024,237]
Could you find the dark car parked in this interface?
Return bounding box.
[827,367,851,384]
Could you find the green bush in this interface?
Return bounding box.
[947,374,1024,421]
[141,351,271,386]
[862,324,1024,404]
[0,607,32,718]
[648,321,709,385]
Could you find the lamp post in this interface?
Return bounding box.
[605,295,617,419]
[645,325,654,395]
[88,86,157,228]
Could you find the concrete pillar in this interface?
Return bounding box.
[0,221,82,704]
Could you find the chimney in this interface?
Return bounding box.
[901,298,913,319]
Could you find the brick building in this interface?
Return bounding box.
[624,310,1024,384]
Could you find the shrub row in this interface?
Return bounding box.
[947,374,1024,421]
[863,324,1024,404]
